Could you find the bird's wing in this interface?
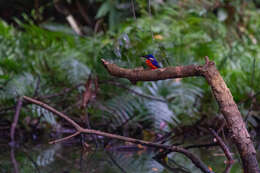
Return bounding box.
[151,59,160,67]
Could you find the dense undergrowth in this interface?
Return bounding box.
[1,1,260,173]
[0,0,259,141]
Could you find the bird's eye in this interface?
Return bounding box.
[149,58,153,61]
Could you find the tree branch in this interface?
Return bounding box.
[101,57,260,173]
[23,96,214,173]
[101,59,202,82]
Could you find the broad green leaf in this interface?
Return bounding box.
[96,1,111,19]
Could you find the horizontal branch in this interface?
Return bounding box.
[101,59,202,81]
[23,96,214,173]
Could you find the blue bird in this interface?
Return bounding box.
[142,54,160,69]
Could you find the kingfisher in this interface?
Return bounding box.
[142,54,160,70]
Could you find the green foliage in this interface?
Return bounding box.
[1,1,260,172]
[96,0,132,30]
[0,0,260,138]
[31,105,57,126]
[103,93,151,130]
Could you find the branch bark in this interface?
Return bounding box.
[102,57,260,173]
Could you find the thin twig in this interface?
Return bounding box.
[81,75,99,147]
[81,75,93,108]
[49,131,81,144]
[208,128,234,163]
[54,0,82,35]
[10,97,23,144]
[23,96,214,173]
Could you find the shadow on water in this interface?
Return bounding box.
[0,137,247,173]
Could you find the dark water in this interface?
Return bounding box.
[0,139,246,173]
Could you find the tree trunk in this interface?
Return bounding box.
[200,60,259,173]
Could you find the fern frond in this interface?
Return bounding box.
[31,105,57,126]
[103,93,151,129]
[5,73,36,98]
[59,58,90,85]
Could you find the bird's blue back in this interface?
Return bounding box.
[145,54,160,67]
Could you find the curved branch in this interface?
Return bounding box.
[102,57,259,173]
[23,96,214,173]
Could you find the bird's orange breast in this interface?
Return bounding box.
[145,59,158,69]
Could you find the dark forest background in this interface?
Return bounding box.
[0,0,260,173]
